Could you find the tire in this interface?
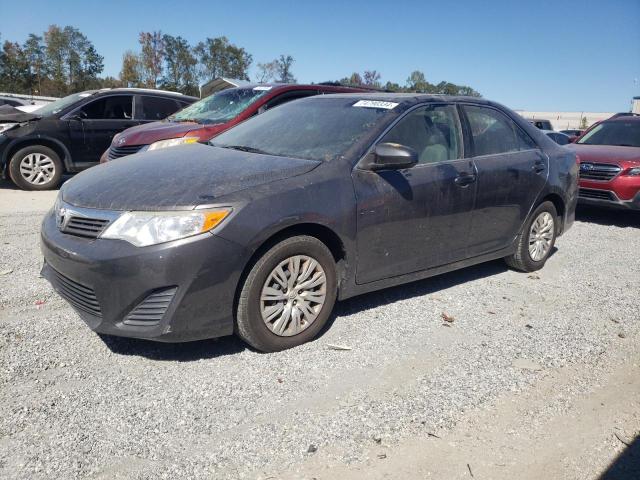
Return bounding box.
[9,145,63,191]
[236,235,338,352]
[505,201,558,272]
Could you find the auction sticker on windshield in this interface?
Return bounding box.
[253,86,273,91]
[353,100,399,109]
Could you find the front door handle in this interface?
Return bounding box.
[533,161,546,174]
[454,173,477,187]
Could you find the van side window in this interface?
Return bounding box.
[464,105,535,156]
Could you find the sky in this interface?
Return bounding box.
[1,0,639,112]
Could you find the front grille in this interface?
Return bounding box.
[63,216,110,238]
[579,163,621,181]
[107,144,146,160]
[123,287,178,327]
[49,267,102,317]
[579,188,616,201]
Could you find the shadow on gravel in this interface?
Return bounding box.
[98,334,246,361]
[576,205,639,228]
[322,258,513,334]
[598,435,640,480]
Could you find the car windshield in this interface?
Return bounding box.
[210,97,394,162]
[33,91,95,117]
[577,121,640,147]
[171,87,269,124]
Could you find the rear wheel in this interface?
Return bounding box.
[9,145,63,191]
[505,201,557,272]
[236,235,337,352]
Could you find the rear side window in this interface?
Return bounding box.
[136,96,181,120]
[80,96,133,120]
[263,90,318,111]
[380,104,462,164]
[464,105,536,156]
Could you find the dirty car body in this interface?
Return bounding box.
[41,94,578,350]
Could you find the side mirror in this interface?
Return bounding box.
[67,111,87,121]
[368,143,418,171]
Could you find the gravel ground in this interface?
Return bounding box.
[0,184,638,479]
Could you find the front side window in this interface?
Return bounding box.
[171,87,269,124]
[80,95,133,120]
[577,121,640,147]
[464,105,536,156]
[379,104,462,164]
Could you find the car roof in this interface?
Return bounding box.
[303,92,499,107]
[92,88,198,100]
[231,83,369,93]
[606,113,640,122]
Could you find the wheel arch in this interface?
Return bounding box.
[2,137,71,176]
[232,222,348,322]
[539,192,566,234]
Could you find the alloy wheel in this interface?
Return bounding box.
[260,255,327,337]
[528,211,554,261]
[19,153,56,186]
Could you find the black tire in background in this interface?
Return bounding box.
[236,235,338,352]
[505,201,558,272]
[9,145,63,191]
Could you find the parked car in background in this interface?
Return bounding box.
[42,94,577,352]
[0,88,197,190]
[0,96,30,108]
[100,83,367,162]
[527,118,553,130]
[560,129,584,142]
[567,115,640,209]
[543,130,571,145]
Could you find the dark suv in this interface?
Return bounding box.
[0,88,197,190]
[42,94,578,352]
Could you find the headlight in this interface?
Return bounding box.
[626,166,640,176]
[146,136,199,151]
[100,209,231,247]
[0,123,17,134]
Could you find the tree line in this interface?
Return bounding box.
[0,26,480,98]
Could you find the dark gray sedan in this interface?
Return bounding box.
[41,94,578,352]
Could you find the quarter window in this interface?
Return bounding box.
[79,96,133,120]
[379,104,462,164]
[464,105,536,156]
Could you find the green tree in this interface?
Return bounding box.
[0,41,30,93]
[120,50,142,87]
[23,34,47,94]
[44,25,68,95]
[139,31,165,88]
[194,36,252,82]
[579,116,589,130]
[162,34,198,95]
[274,54,296,83]
[363,70,381,88]
[405,70,435,92]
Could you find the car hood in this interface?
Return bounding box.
[567,144,640,165]
[0,104,40,122]
[62,143,321,210]
[115,120,228,146]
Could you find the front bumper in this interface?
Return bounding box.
[578,188,640,210]
[40,210,248,342]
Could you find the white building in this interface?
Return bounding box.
[514,110,615,130]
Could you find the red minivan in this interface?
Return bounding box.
[100,83,367,162]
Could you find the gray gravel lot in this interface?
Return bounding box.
[0,183,638,479]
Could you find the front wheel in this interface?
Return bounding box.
[505,201,558,272]
[9,145,63,191]
[236,235,337,352]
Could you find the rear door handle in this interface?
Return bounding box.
[454,173,477,187]
[533,161,546,174]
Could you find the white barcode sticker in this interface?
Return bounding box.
[353,100,399,109]
[253,86,273,91]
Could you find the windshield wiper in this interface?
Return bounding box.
[220,145,269,155]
